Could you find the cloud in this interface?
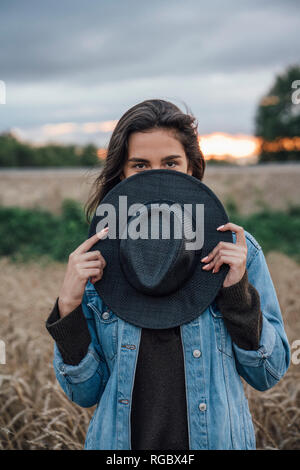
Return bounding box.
[0,0,299,139]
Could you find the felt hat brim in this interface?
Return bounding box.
[88,169,233,329]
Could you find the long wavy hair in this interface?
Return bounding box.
[85,99,206,223]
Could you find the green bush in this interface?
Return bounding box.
[0,199,88,263]
[0,200,299,264]
[226,203,300,262]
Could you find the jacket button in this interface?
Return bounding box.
[102,311,110,320]
[193,349,202,358]
[199,403,207,412]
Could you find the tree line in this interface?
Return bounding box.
[0,132,102,167]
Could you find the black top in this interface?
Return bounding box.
[130,326,189,450]
[46,269,262,450]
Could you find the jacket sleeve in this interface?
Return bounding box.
[46,287,110,408]
[231,247,290,391]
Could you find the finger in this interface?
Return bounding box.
[201,241,236,263]
[216,222,246,247]
[79,251,107,267]
[78,261,105,270]
[81,268,102,279]
[213,255,233,273]
[212,252,242,272]
[202,250,239,270]
[73,227,109,255]
[80,250,103,261]
[89,269,104,284]
[90,274,102,284]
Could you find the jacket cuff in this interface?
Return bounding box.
[216,270,263,350]
[45,297,91,366]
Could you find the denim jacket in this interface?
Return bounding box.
[52,230,290,450]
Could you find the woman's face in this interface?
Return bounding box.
[122,128,192,179]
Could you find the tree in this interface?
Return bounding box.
[255,64,300,162]
[0,132,20,166]
[0,132,104,167]
[80,144,99,166]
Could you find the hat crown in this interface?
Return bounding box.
[119,204,198,296]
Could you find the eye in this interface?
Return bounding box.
[165,161,177,168]
[133,163,146,169]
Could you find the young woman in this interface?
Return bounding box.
[46,99,290,450]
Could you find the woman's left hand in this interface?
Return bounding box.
[201,222,247,288]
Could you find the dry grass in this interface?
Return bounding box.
[0,253,300,449]
[204,164,300,215]
[0,258,93,449]
[1,164,300,215]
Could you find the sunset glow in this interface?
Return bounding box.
[262,137,300,152]
[96,132,261,163]
[97,148,107,160]
[15,120,299,164]
[199,132,260,161]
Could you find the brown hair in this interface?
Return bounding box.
[85,99,206,223]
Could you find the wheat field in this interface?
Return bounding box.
[0,165,300,450]
[0,252,299,450]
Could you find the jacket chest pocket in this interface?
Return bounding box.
[87,302,118,361]
[209,305,233,358]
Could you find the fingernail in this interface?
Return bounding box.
[202,264,208,269]
[217,225,224,230]
[201,256,208,261]
[97,227,109,239]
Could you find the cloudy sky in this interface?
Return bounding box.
[0,0,299,146]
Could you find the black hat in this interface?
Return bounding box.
[88,169,232,329]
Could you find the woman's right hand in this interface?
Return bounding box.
[58,227,109,318]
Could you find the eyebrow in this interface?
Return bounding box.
[127,155,183,163]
